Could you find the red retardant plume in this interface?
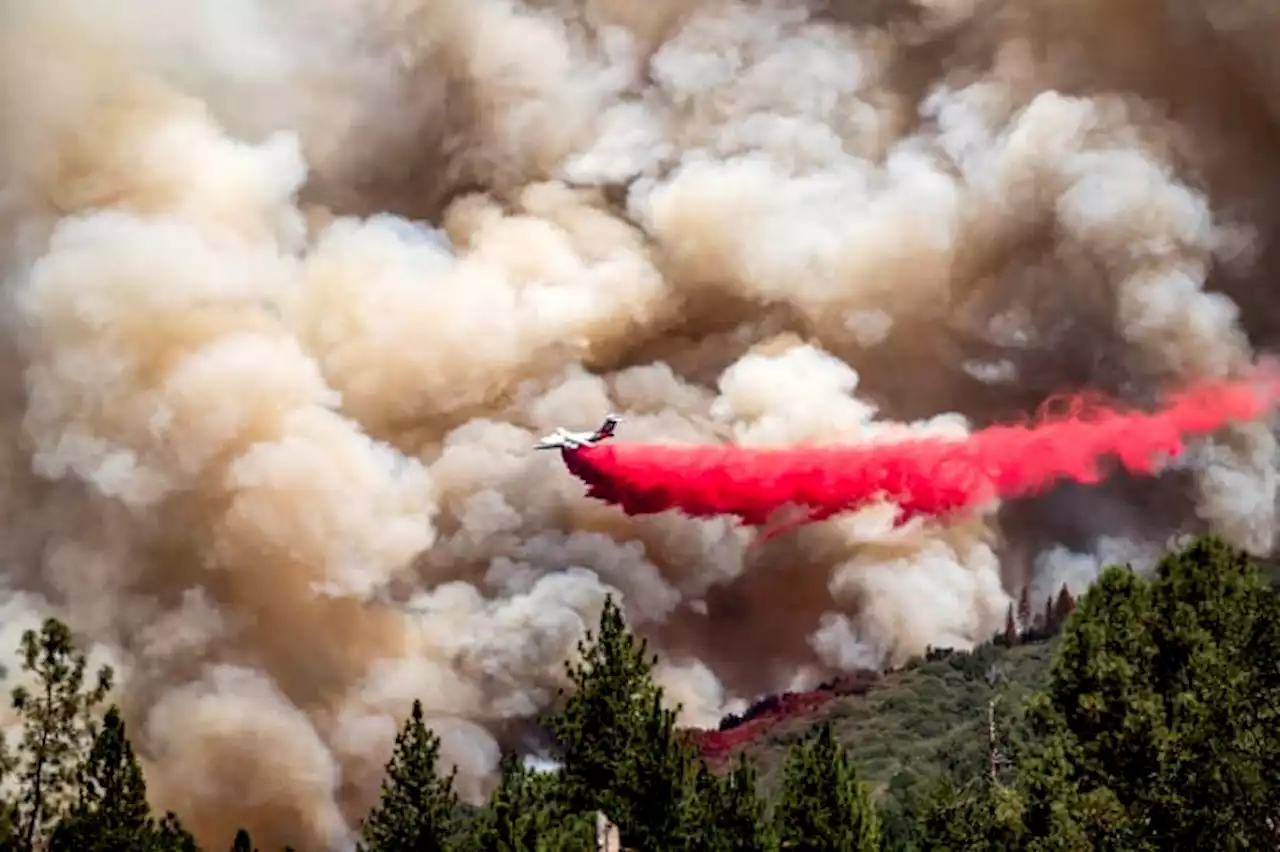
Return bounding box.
[562,369,1280,540]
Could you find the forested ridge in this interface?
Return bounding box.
[0,535,1275,851]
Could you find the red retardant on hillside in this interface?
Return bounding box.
[690,690,836,763]
[563,369,1280,539]
[686,673,879,764]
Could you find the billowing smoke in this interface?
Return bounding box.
[0,0,1278,847]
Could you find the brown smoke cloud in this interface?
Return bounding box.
[1,0,1279,846]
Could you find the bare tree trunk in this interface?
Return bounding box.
[988,696,999,784]
[596,811,621,852]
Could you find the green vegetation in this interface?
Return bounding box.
[0,535,1274,850]
[911,536,1280,851]
[774,722,880,850]
[742,642,1055,787]
[0,618,197,852]
[357,699,460,852]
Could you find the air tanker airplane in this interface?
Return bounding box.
[533,414,623,451]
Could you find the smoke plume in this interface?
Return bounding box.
[1,0,1279,847]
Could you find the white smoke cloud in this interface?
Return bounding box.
[0,0,1277,846]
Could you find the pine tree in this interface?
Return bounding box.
[230,828,256,852]
[695,755,774,851]
[773,722,880,851]
[1016,586,1032,628]
[1002,604,1018,646]
[1144,537,1280,847]
[1050,586,1076,627]
[675,763,733,851]
[1016,566,1162,848]
[463,755,592,851]
[544,595,697,850]
[11,617,112,849]
[357,700,459,852]
[465,755,539,851]
[48,706,160,852]
[154,812,199,852]
[0,719,18,848]
[1014,536,1280,849]
[917,777,1028,852]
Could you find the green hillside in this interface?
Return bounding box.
[742,639,1056,791]
[730,638,1058,847]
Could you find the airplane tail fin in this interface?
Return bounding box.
[595,414,623,440]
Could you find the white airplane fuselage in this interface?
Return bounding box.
[533,414,623,451]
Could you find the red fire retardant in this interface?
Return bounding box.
[563,369,1280,539]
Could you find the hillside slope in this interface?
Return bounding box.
[687,636,1059,847]
[679,557,1280,847]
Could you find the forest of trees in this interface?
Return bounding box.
[0,535,1275,850]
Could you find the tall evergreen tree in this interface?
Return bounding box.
[1050,587,1076,627]
[677,763,730,851]
[0,721,18,848]
[773,722,880,851]
[10,617,112,849]
[229,828,257,852]
[544,595,697,850]
[1145,537,1280,846]
[463,755,591,851]
[357,700,459,852]
[916,777,1028,852]
[48,706,159,852]
[685,755,774,851]
[1017,586,1032,627]
[1013,565,1169,851]
[153,812,199,852]
[1015,536,1280,850]
[1002,605,1018,646]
